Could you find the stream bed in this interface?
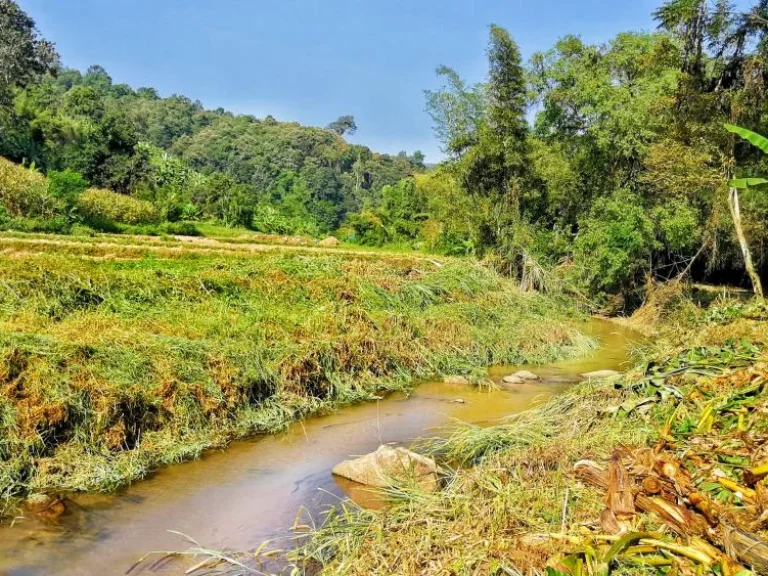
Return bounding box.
[0,320,640,576]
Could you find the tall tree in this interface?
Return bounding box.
[653,0,709,83]
[462,25,529,221]
[424,66,486,157]
[327,115,357,136]
[0,0,57,102]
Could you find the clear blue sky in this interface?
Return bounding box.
[14,0,752,162]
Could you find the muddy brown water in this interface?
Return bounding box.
[0,320,640,576]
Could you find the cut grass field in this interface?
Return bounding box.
[0,230,593,508]
[295,290,768,575]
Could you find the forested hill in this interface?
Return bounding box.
[6,0,768,310]
[0,61,424,234]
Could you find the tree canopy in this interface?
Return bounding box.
[5,0,768,308]
[0,0,57,101]
[327,115,357,136]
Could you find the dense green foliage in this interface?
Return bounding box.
[0,1,423,239]
[0,0,56,103]
[5,0,768,306]
[410,1,768,306]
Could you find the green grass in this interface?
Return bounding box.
[0,236,593,504]
[294,294,768,576]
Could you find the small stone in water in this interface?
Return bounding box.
[26,493,66,519]
[512,370,540,381]
[581,370,620,380]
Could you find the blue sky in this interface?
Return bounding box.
[15,0,751,162]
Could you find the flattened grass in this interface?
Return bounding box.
[297,294,768,576]
[0,240,592,502]
[296,376,653,575]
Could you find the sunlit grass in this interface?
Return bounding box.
[0,239,592,503]
[294,294,768,575]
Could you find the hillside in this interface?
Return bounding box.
[1,63,423,236]
[6,0,768,308]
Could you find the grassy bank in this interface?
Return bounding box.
[297,290,768,575]
[0,233,593,507]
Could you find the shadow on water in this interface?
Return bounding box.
[0,319,641,576]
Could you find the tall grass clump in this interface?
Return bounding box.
[76,188,160,227]
[0,157,62,218]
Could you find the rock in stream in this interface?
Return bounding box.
[332,445,441,492]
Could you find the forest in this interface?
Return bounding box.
[4,0,768,309]
[0,1,424,237]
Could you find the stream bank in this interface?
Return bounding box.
[0,319,639,576]
[299,296,768,576]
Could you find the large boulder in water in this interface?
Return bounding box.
[511,370,540,381]
[332,445,441,492]
[444,375,470,386]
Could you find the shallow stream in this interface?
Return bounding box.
[0,319,640,576]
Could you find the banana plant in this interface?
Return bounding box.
[725,124,768,189]
[724,124,767,298]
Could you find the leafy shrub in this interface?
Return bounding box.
[0,204,10,226]
[108,221,202,237]
[76,188,160,227]
[158,221,201,236]
[0,157,62,217]
[417,172,482,255]
[652,199,701,253]
[69,224,97,237]
[251,204,320,236]
[0,215,71,234]
[48,169,89,206]
[573,190,657,298]
[344,210,390,246]
[190,173,255,228]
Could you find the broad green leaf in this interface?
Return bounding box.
[699,481,722,492]
[725,124,768,155]
[605,532,653,564]
[729,178,768,190]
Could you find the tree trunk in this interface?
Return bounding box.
[728,187,764,298]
